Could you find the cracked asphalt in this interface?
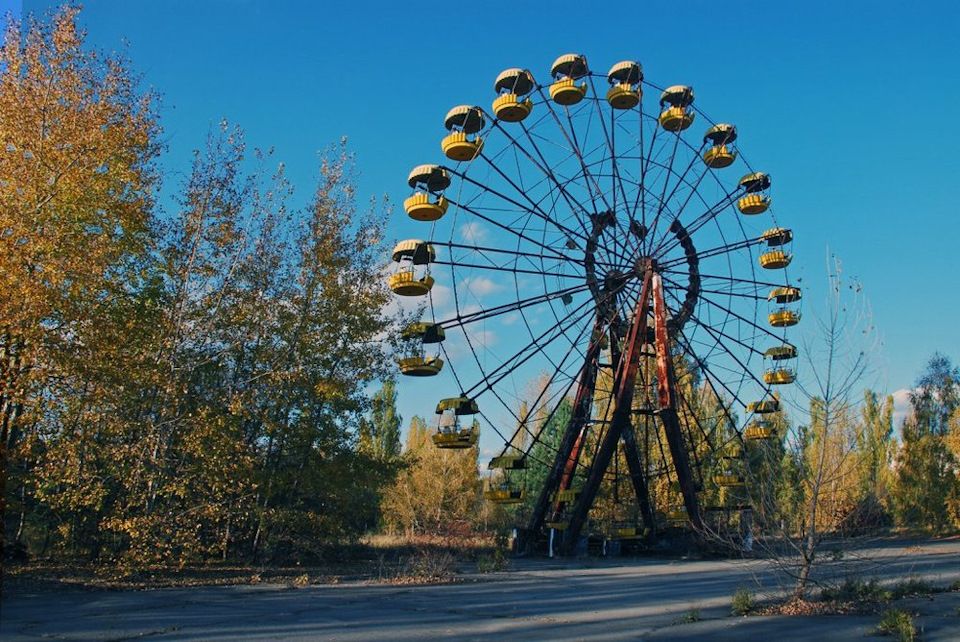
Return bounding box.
[3,539,960,640]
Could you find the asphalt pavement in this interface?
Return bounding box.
[3,538,960,640]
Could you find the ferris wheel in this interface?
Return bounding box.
[389,53,799,553]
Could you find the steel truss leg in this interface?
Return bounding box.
[652,273,703,531]
[561,273,653,554]
[525,317,605,546]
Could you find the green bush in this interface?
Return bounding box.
[731,587,753,616]
[476,549,509,573]
[875,609,916,642]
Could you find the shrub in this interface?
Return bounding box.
[731,587,753,616]
[676,607,702,623]
[820,576,891,602]
[891,577,933,599]
[875,609,916,641]
[476,549,509,573]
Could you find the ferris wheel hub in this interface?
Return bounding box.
[634,256,658,276]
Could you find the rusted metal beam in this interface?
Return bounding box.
[652,273,703,531]
[561,272,653,553]
[525,317,605,545]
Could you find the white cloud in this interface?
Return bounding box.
[469,329,498,349]
[427,283,454,318]
[460,276,500,298]
[892,388,914,432]
[459,221,488,243]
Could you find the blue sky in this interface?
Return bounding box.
[7,1,960,455]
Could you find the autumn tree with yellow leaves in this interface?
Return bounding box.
[1,5,402,571]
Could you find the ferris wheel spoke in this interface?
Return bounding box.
[652,190,740,258]
[431,240,587,268]
[632,100,665,231]
[493,359,581,461]
[659,283,773,403]
[462,299,598,398]
[436,280,594,329]
[658,236,760,270]
[432,259,581,279]
[476,347,583,456]
[689,288,797,346]
[657,280,761,363]
[462,286,626,421]
[482,122,596,242]
[672,329,752,422]
[673,401,708,485]
[442,197,580,264]
[665,269,791,291]
[644,132,689,253]
[584,75,639,262]
[533,86,614,216]
[677,308,778,396]
[452,169,590,245]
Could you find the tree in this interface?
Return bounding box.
[894,353,960,531]
[381,415,482,536]
[856,389,894,517]
[748,256,880,600]
[0,5,160,570]
[359,379,402,460]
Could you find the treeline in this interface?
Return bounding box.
[1,7,404,568]
[380,353,960,549]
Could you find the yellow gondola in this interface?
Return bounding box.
[441,105,485,161]
[658,85,695,131]
[666,507,688,524]
[768,286,802,304]
[484,487,526,504]
[764,368,796,385]
[606,61,642,109]
[608,525,649,540]
[432,428,478,449]
[397,355,443,376]
[397,322,445,377]
[769,309,800,327]
[433,396,479,448]
[404,164,451,222]
[747,399,780,414]
[763,343,797,385]
[551,488,581,502]
[489,454,526,469]
[764,345,798,360]
[762,228,793,246]
[714,474,745,487]
[389,240,435,296]
[759,249,792,269]
[737,172,771,214]
[745,421,776,440]
[703,124,737,168]
[549,54,588,105]
[767,286,800,326]
[492,68,535,122]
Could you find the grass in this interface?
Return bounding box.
[675,606,702,623]
[890,577,934,599]
[731,586,753,616]
[7,532,501,592]
[476,549,509,573]
[874,609,917,641]
[820,576,892,603]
